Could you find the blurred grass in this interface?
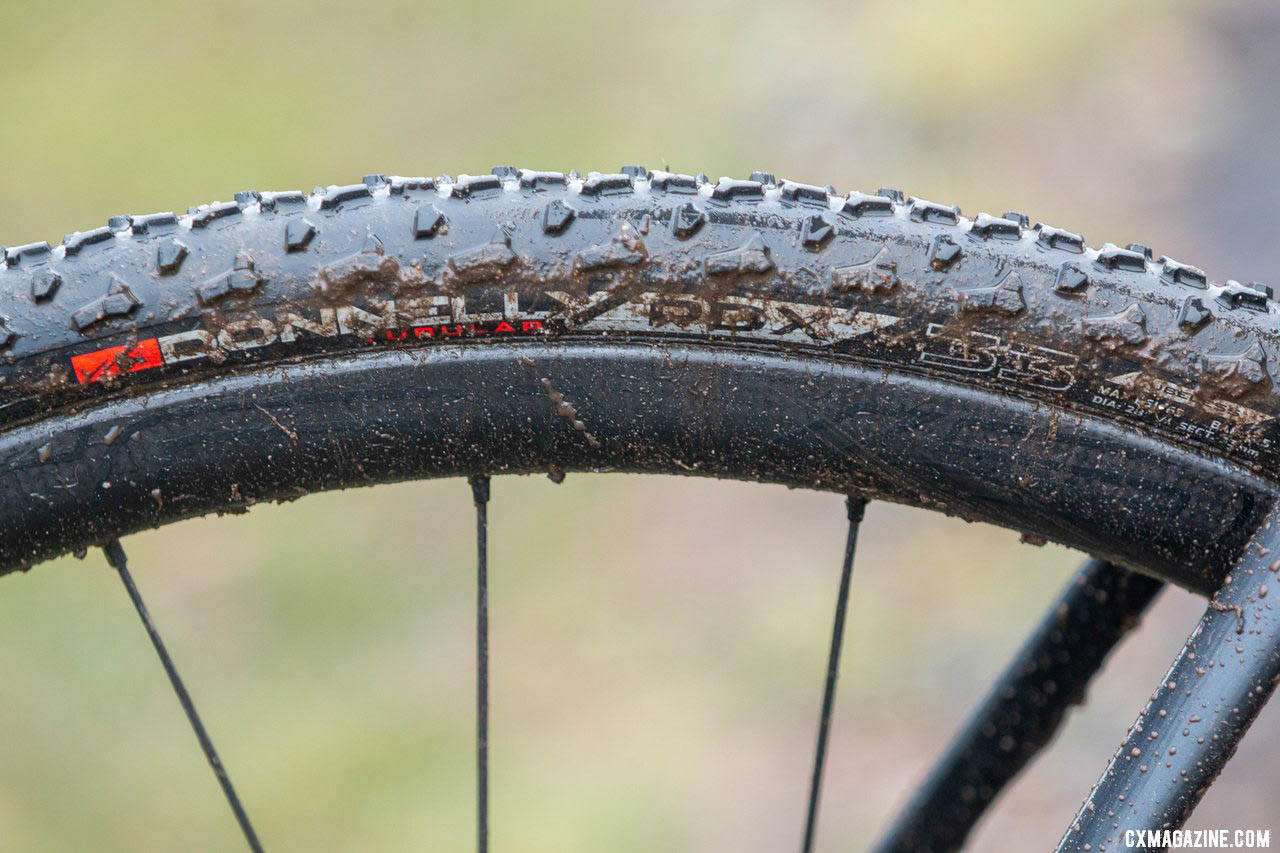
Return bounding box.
[1,0,1274,850]
[1,0,1181,246]
[0,477,1090,851]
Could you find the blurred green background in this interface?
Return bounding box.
[2,0,1278,849]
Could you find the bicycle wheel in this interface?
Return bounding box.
[2,167,1278,852]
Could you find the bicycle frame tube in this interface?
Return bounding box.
[1058,506,1280,851]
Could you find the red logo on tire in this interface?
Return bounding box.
[71,338,165,385]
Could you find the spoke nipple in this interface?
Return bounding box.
[845,495,868,523]
[468,474,491,505]
[103,539,127,570]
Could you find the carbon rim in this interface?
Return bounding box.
[4,339,1280,851]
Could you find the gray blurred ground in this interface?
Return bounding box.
[0,0,1276,849]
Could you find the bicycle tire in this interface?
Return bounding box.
[0,168,1274,587]
[3,167,1280,850]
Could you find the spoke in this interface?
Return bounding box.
[872,558,1162,853]
[1057,511,1280,852]
[102,540,263,853]
[801,495,866,853]
[469,475,491,853]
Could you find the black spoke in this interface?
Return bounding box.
[872,558,1163,853]
[103,539,263,852]
[801,496,867,853]
[469,475,491,853]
